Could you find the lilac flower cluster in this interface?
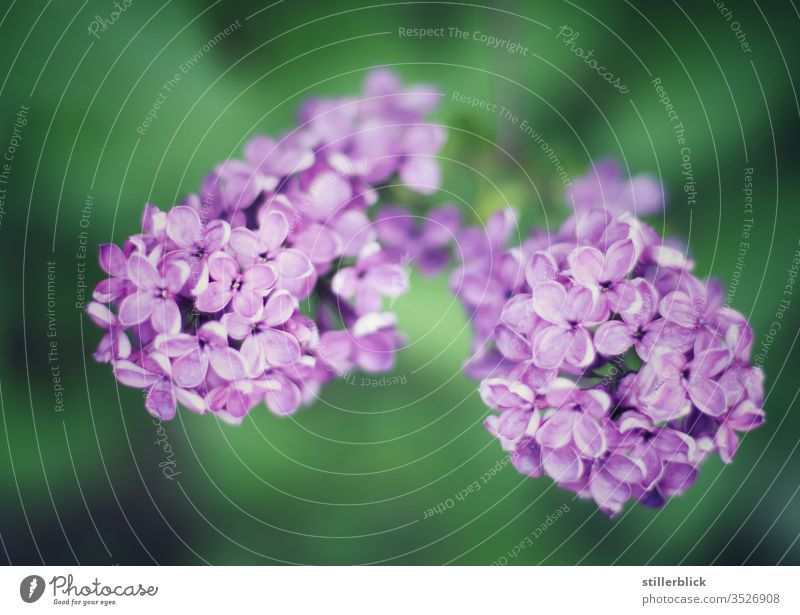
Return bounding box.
[86,69,445,424]
[453,161,765,515]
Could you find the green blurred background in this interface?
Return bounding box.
[1,0,799,565]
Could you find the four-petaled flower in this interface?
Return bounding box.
[118,254,191,334]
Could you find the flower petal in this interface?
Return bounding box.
[525,252,558,289]
[145,380,177,420]
[492,408,533,442]
[261,290,296,327]
[98,243,127,277]
[202,219,231,252]
[256,210,290,254]
[727,400,765,432]
[264,374,302,415]
[541,446,584,483]
[331,267,358,298]
[622,278,659,326]
[163,259,191,293]
[479,378,533,411]
[494,325,531,361]
[573,413,607,458]
[689,348,731,379]
[243,263,278,295]
[274,248,313,281]
[195,282,233,313]
[166,206,202,249]
[688,376,727,416]
[400,157,441,194]
[604,454,646,484]
[532,281,568,325]
[594,320,634,356]
[564,326,595,368]
[308,172,352,219]
[172,349,209,388]
[224,382,257,417]
[659,462,697,496]
[85,301,116,329]
[175,387,207,414]
[589,468,630,516]
[564,285,595,324]
[715,423,739,464]
[150,299,182,334]
[535,411,577,449]
[126,253,160,291]
[228,227,260,261]
[292,223,341,266]
[113,360,160,388]
[258,329,301,366]
[366,264,408,296]
[208,347,250,381]
[510,441,543,477]
[659,291,698,328]
[208,251,239,282]
[118,291,158,326]
[92,277,127,303]
[602,239,635,281]
[531,325,570,370]
[232,289,264,319]
[569,246,603,287]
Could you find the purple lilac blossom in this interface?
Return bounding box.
[566,158,664,217]
[87,69,445,424]
[373,204,462,275]
[455,162,765,516]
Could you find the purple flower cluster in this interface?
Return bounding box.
[86,69,445,424]
[453,161,765,516]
